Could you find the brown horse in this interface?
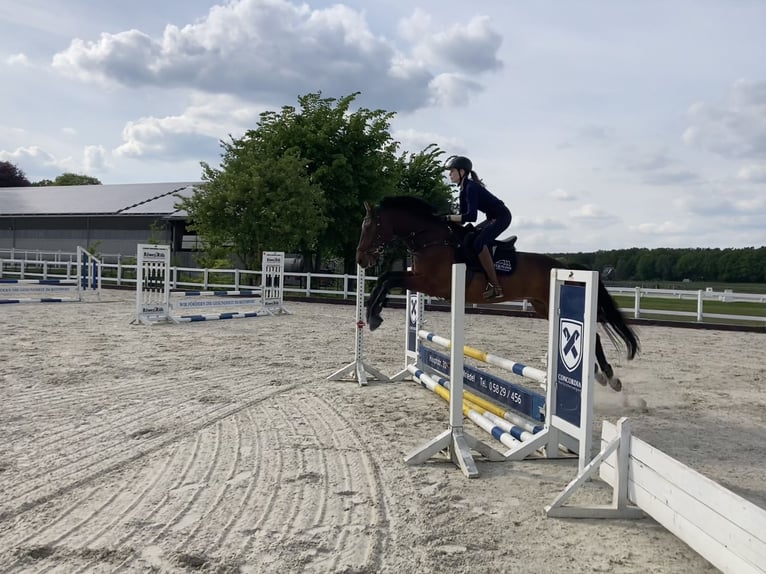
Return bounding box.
[355,195,639,391]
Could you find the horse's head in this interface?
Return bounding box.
[356,196,449,268]
[356,201,390,268]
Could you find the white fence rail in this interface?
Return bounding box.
[1,256,764,326]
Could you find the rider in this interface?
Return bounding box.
[443,155,512,300]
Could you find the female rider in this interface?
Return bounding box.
[443,155,512,299]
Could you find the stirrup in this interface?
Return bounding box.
[482,283,497,300]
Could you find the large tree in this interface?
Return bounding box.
[0,161,31,187]
[178,146,325,271]
[254,92,401,272]
[179,91,453,272]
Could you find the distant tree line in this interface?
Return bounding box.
[0,161,101,186]
[554,247,766,284]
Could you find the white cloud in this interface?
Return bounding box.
[50,0,502,112]
[398,9,431,44]
[549,188,577,201]
[5,53,30,66]
[0,146,66,174]
[569,204,616,223]
[0,144,113,179]
[83,145,108,172]
[410,15,502,72]
[429,73,483,106]
[114,93,264,160]
[683,79,766,159]
[392,128,463,156]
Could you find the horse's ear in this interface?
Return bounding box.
[364,201,372,214]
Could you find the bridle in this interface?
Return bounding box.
[359,213,387,261]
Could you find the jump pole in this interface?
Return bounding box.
[326,265,390,386]
[403,263,505,479]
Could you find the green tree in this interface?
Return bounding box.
[36,172,102,186]
[635,252,656,281]
[394,144,454,212]
[253,92,400,272]
[178,148,325,271]
[0,161,31,187]
[179,92,454,273]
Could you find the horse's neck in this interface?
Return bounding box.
[389,213,446,248]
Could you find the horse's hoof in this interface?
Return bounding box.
[369,315,383,331]
[608,377,622,392]
[595,371,608,386]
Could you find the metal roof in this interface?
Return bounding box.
[0,182,201,216]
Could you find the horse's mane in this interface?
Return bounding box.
[378,195,441,222]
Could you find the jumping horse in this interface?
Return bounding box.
[355,196,639,391]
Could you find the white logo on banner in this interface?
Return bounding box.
[409,293,419,327]
[559,318,583,372]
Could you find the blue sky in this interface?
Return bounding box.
[1,0,764,252]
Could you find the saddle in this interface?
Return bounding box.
[449,223,519,276]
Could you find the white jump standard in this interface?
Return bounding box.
[404,263,505,478]
[326,264,390,386]
[135,244,289,325]
[401,267,599,476]
[0,246,101,304]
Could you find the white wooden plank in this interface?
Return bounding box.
[627,466,765,574]
[629,458,766,572]
[599,421,766,574]
[600,422,766,544]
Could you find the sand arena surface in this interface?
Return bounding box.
[0,290,764,573]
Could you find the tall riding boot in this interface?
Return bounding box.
[478,247,504,299]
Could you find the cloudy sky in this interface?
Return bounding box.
[1,0,764,252]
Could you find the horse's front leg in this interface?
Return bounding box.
[365,270,412,331]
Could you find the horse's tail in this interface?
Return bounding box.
[596,278,640,360]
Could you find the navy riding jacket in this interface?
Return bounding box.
[458,178,509,224]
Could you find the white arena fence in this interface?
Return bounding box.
[1,250,764,326]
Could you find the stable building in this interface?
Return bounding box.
[0,182,199,261]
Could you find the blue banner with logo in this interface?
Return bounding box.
[556,283,585,427]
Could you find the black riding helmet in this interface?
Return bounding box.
[444,155,472,173]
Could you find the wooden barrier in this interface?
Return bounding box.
[547,417,766,574]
